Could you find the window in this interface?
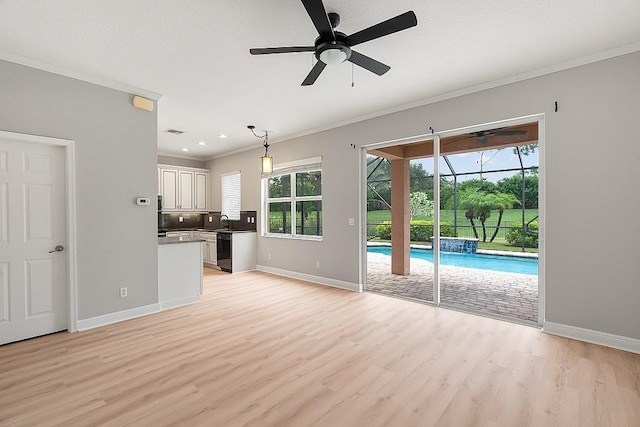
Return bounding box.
[263,162,322,239]
[221,171,241,220]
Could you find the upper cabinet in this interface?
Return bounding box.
[194,172,208,212]
[158,165,210,213]
[160,168,179,211]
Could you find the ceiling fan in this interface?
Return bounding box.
[249,0,417,86]
[470,128,528,143]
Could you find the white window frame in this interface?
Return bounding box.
[262,158,322,241]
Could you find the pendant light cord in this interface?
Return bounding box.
[248,126,269,153]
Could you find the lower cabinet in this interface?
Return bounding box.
[200,232,217,267]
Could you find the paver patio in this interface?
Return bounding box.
[366,252,538,324]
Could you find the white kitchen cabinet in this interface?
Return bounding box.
[195,172,208,212]
[158,165,210,213]
[203,240,209,263]
[200,232,217,266]
[160,168,179,211]
[178,170,194,211]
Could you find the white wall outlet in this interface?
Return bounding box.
[208,216,213,222]
[119,287,128,298]
[348,217,355,226]
[251,217,255,223]
[247,217,251,222]
[316,261,320,269]
[179,216,184,222]
[268,253,272,260]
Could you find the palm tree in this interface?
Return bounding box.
[464,208,479,239]
[489,192,521,242]
[460,188,520,242]
[460,189,493,242]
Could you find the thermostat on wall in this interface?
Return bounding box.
[136,197,151,206]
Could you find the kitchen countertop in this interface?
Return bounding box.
[158,236,206,245]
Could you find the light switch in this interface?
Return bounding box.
[348,218,355,226]
[179,216,184,222]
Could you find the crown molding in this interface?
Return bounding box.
[0,50,163,101]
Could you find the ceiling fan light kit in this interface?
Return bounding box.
[249,0,417,86]
[317,41,350,65]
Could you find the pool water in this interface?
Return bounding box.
[367,246,538,275]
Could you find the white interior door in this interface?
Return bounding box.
[0,139,67,345]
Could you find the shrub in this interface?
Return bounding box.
[376,222,392,240]
[375,220,454,242]
[506,221,538,248]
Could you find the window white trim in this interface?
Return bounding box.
[272,156,322,172]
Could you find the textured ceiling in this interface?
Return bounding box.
[0,0,639,159]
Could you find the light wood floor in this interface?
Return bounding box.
[1,268,639,426]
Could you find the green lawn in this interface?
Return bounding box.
[368,209,539,225]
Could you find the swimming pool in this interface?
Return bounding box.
[367,246,538,275]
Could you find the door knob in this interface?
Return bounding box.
[49,245,64,253]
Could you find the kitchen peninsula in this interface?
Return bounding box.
[158,210,258,273]
[158,235,204,309]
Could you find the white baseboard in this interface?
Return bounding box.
[159,296,200,311]
[77,303,160,331]
[543,321,640,354]
[256,265,360,292]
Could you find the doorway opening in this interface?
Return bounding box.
[364,120,541,325]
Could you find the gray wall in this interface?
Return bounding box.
[0,59,158,320]
[157,155,207,169]
[207,52,640,340]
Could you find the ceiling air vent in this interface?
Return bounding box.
[164,129,184,135]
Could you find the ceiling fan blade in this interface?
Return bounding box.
[348,51,390,76]
[250,46,315,55]
[301,0,334,39]
[301,61,327,86]
[347,11,417,46]
[493,130,528,136]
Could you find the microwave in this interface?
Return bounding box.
[157,195,163,212]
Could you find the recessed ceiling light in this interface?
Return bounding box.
[219,134,227,139]
[198,141,206,146]
[181,148,189,152]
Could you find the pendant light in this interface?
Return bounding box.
[261,137,273,174]
[247,125,272,173]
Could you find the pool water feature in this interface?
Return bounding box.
[367,246,538,275]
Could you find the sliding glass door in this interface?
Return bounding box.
[365,120,541,325]
[436,130,540,324]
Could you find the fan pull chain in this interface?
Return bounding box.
[351,62,355,87]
